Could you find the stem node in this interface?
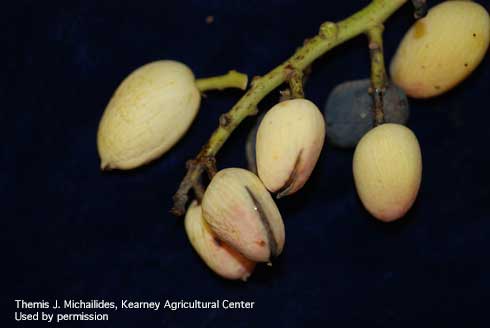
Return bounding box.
[319,22,338,40]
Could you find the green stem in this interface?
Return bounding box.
[367,24,387,126]
[196,70,248,92]
[172,0,408,216]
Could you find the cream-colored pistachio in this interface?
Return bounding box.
[256,99,325,198]
[97,60,201,170]
[390,1,490,98]
[201,168,285,263]
[353,124,422,222]
[185,201,255,281]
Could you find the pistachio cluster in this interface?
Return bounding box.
[97,1,489,281]
[190,99,325,279]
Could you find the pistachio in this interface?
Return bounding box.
[353,124,422,222]
[390,1,490,98]
[97,60,201,170]
[202,168,285,262]
[256,99,325,197]
[185,201,255,281]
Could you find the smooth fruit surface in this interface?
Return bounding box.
[390,1,490,98]
[353,124,422,222]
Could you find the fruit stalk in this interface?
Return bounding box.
[286,67,305,99]
[195,70,249,92]
[172,0,408,216]
[366,25,387,126]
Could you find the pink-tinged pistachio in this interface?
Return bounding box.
[201,168,285,263]
[256,99,325,198]
[185,201,255,281]
[353,124,422,222]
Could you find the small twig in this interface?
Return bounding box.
[172,155,217,214]
[366,24,387,126]
[203,156,217,179]
[172,160,203,216]
[195,70,248,92]
[192,175,205,202]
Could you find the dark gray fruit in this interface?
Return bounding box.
[324,79,409,148]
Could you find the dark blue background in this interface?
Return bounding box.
[5,0,490,326]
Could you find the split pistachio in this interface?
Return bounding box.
[185,201,255,281]
[97,60,201,170]
[353,124,422,222]
[256,99,325,197]
[390,1,490,98]
[202,168,285,263]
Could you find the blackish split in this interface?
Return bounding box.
[213,237,223,247]
[244,186,278,258]
[276,149,303,199]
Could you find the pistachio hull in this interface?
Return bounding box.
[202,168,285,262]
[390,1,490,98]
[97,60,201,170]
[256,99,325,197]
[353,124,422,222]
[185,201,255,281]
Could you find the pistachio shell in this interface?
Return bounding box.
[353,124,422,222]
[256,99,325,197]
[390,1,490,98]
[202,168,285,262]
[97,60,201,170]
[185,201,255,281]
